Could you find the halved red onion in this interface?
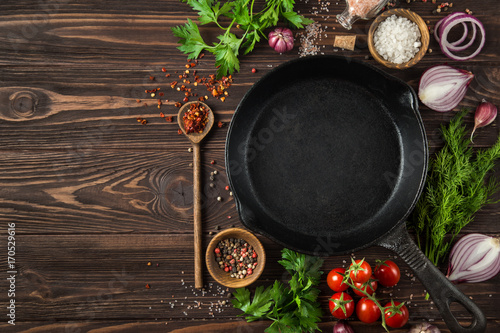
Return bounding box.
[436,13,485,61]
[418,64,474,112]
[447,233,500,284]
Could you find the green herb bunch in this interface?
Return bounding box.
[171,0,313,78]
[232,248,324,333]
[409,110,500,266]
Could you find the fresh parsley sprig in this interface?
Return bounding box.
[409,110,500,266]
[171,0,313,78]
[232,248,324,333]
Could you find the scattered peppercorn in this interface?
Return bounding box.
[225,185,230,191]
[251,68,257,73]
[217,121,224,128]
[211,160,216,165]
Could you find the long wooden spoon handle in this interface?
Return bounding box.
[193,143,203,289]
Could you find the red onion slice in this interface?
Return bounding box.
[434,12,467,45]
[448,23,476,52]
[439,12,478,51]
[439,14,485,61]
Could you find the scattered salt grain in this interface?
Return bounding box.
[373,15,421,64]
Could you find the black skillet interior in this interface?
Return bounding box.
[225,55,427,256]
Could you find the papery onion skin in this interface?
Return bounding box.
[447,233,500,284]
[268,27,294,53]
[418,65,474,112]
[333,320,355,333]
[408,322,441,333]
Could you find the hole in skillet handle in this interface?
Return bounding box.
[377,223,487,333]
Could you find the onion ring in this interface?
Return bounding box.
[434,12,466,44]
[438,14,485,61]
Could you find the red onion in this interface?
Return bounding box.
[470,99,498,142]
[434,12,485,61]
[447,233,500,284]
[408,322,441,333]
[418,65,474,112]
[333,321,355,333]
[268,27,294,53]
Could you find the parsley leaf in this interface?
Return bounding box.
[232,249,324,333]
[171,18,210,59]
[232,285,273,321]
[213,32,242,76]
[173,0,313,77]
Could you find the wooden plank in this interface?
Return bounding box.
[2,319,500,333]
[0,3,499,151]
[0,0,499,332]
[0,150,498,234]
[0,149,240,234]
[0,67,498,151]
[4,234,499,325]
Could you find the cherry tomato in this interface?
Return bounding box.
[349,259,372,284]
[329,292,354,320]
[353,275,378,296]
[327,268,349,292]
[374,260,401,287]
[384,301,409,328]
[356,297,381,323]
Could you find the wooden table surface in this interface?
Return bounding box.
[1,0,499,332]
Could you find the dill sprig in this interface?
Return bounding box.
[409,110,500,266]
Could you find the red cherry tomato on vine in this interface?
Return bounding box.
[349,259,372,284]
[329,292,354,320]
[356,297,381,323]
[374,260,401,287]
[353,275,378,296]
[327,268,349,292]
[384,301,409,328]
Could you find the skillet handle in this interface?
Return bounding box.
[377,223,486,333]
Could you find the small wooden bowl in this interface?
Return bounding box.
[206,228,266,288]
[368,8,429,69]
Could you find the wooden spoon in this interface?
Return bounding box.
[177,101,215,289]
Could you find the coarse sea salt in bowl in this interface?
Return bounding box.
[368,8,429,69]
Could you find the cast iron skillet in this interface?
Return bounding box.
[225,55,486,333]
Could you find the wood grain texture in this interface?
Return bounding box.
[0,0,499,332]
[3,234,499,323]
